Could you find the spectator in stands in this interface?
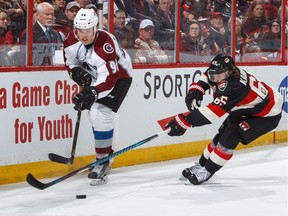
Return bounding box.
[199,0,213,19]
[85,3,97,12]
[52,0,67,24]
[180,2,195,35]
[0,10,15,66]
[114,9,136,38]
[241,1,269,43]
[0,11,13,46]
[134,19,168,64]
[133,0,156,19]
[224,17,249,60]
[154,0,184,50]
[180,20,210,62]
[53,1,80,40]
[19,2,63,65]
[255,0,279,21]
[203,11,229,55]
[213,0,234,20]
[114,10,127,31]
[259,19,281,53]
[114,30,129,48]
[75,0,90,8]
[182,0,208,20]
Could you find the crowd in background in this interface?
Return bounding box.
[0,0,287,66]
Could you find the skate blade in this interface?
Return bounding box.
[184,180,192,185]
[89,176,108,186]
[179,176,187,181]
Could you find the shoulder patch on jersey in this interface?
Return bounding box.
[217,81,227,91]
[103,43,114,54]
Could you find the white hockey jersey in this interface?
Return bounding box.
[63,30,133,99]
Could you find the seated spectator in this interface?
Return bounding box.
[133,0,156,19]
[75,0,90,8]
[225,17,248,56]
[213,0,241,21]
[114,10,127,31]
[180,2,195,35]
[19,2,63,65]
[114,9,137,38]
[84,3,97,12]
[53,1,80,40]
[134,19,168,64]
[114,30,129,48]
[203,12,229,55]
[182,0,211,20]
[154,0,185,50]
[52,0,67,24]
[0,11,13,46]
[259,19,281,53]
[180,20,210,62]
[242,1,269,43]
[0,10,14,66]
[259,0,279,21]
[115,0,153,20]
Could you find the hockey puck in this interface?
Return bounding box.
[76,195,86,199]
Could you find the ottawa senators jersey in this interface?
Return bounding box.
[186,69,283,127]
[63,29,133,99]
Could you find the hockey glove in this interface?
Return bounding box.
[185,83,205,111]
[73,86,98,111]
[165,113,192,136]
[70,67,92,86]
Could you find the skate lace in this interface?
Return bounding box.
[194,167,211,182]
[187,162,202,173]
[91,163,109,177]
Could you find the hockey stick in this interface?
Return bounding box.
[48,110,81,164]
[26,130,167,190]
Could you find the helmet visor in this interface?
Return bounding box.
[208,69,229,83]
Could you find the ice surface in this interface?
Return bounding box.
[0,143,287,216]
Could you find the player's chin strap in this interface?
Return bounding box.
[26,130,169,190]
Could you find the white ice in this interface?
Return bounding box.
[0,143,287,216]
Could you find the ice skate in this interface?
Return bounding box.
[187,167,213,185]
[179,162,203,181]
[88,161,110,186]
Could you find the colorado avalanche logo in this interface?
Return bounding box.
[217,81,227,91]
[103,43,114,54]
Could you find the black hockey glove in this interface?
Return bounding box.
[185,83,205,111]
[165,113,192,136]
[73,86,98,111]
[70,67,92,86]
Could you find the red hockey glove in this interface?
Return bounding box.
[185,83,205,111]
[165,113,192,136]
[73,86,98,111]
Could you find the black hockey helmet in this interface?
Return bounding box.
[207,54,236,82]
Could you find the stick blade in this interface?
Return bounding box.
[26,173,46,190]
[48,153,73,165]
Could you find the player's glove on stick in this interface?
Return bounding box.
[70,67,92,86]
[165,113,191,136]
[185,83,205,111]
[73,86,98,111]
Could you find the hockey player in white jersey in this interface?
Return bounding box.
[165,54,283,185]
[63,8,133,186]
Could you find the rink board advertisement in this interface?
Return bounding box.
[0,66,287,183]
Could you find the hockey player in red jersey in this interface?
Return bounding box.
[63,8,133,186]
[165,54,283,185]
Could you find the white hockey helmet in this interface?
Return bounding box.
[74,8,98,30]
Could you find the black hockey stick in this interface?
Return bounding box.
[48,110,81,164]
[26,130,167,190]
